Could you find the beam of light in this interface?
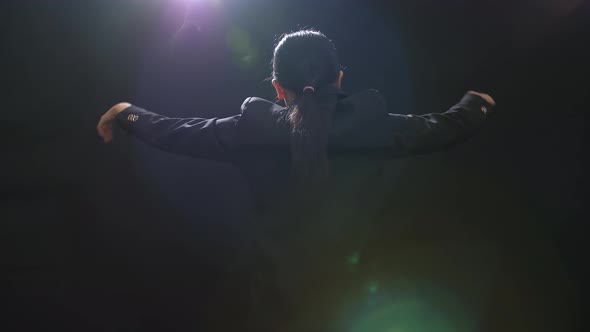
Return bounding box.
[169,0,259,69]
[176,0,222,33]
[176,0,222,5]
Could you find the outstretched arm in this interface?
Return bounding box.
[387,91,496,154]
[97,102,240,161]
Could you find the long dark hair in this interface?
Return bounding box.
[272,30,341,180]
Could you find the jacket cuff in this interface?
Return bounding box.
[116,105,148,132]
[458,93,496,116]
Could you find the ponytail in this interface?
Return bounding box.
[287,89,338,180]
[271,29,341,181]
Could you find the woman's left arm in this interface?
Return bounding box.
[384,91,496,155]
[97,102,240,161]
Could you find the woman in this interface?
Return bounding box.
[98,30,495,331]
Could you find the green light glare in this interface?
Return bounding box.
[347,251,361,265]
[368,282,379,294]
[343,280,475,332]
[226,26,258,69]
[350,299,453,332]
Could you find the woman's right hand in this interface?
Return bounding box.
[97,102,131,143]
[467,91,496,106]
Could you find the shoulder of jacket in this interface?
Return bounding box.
[240,97,283,113]
[338,89,388,117]
[235,97,290,145]
[354,89,386,105]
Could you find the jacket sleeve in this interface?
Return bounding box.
[387,93,495,154]
[116,105,241,161]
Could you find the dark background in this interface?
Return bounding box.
[2,0,587,331]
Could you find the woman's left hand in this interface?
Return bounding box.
[97,102,131,143]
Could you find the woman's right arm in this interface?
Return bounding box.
[387,91,496,154]
[97,102,241,161]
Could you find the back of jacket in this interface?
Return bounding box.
[116,89,494,331]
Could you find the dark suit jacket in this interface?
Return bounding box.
[117,89,493,205]
[117,89,492,158]
[116,89,494,331]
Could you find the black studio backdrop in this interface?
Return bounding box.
[2,0,587,331]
